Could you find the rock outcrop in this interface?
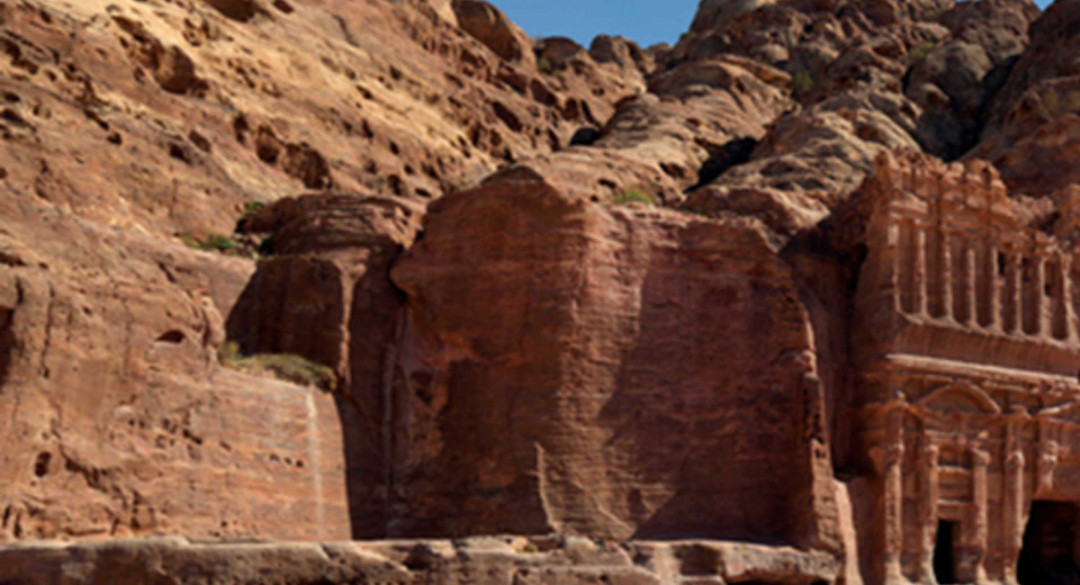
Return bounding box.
[0,0,646,544]
[0,536,840,585]
[387,168,837,549]
[0,211,351,541]
[9,0,1080,584]
[228,193,422,537]
[971,0,1080,200]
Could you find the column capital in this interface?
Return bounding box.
[1007,450,1025,471]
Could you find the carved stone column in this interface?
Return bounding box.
[1037,421,1060,497]
[888,220,902,313]
[1035,254,1047,337]
[1004,411,1027,585]
[881,404,906,584]
[942,229,954,321]
[920,441,941,582]
[972,448,991,583]
[1060,252,1074,341]
[965,244,978,326]
[914,222,928,316]
[1007,252,1023,334]
[989,244,1002,331]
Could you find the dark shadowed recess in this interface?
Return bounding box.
[0,308,11,387]
[1018,502,1080,585]
[225,252,403,539]
[686,137,757,192]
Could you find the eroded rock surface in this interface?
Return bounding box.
[0,536,840,585]
[9,0,1080,584]
[972,0,1080,201]
[0,0,644,544]
[388,168,837,548]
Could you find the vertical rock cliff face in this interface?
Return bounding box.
[388,168,839,550]
[0,0,648,544]
[227,194,422,537]
[11,0,1080,583]
[0,214,351,542]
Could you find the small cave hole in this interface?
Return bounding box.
[674,545,720,577]
[155,330,185,344]
[168,143,192,163]
[188,130,212,153]
[569,126,601,146]
[403,547,436,571]
[33,452,51,477]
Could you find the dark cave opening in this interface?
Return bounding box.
[1019,502,1080,585]
[934,519,959,585]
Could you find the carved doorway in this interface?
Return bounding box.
[934,519,960,584]
[1018,501,1080,585]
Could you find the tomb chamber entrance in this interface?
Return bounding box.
[1018,502,1080,585]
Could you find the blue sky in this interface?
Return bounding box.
[491,0,1056,48]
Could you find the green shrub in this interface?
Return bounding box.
[613,189,656,206]
[219,341,337,392]
[1068,90,1080,111]
[538,57,555,75]
[242,201,265,215]
[180,234,201,249]
[1039,89,1080,118]
[202,234,237,252]
[791,70,814,97]
[909,41,936,64]
[181,233,239,254]
[218,340,241,364]
[1042,90,1063,116]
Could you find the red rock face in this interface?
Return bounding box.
[971,0,1080,201]
[0,218,351,542]
[388,169,838,549]
[0,536,841,585]
[0,0,644,545]
[228,194,422,537]
[12,0,1080,583]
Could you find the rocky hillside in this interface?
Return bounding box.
[3,0,1080,583]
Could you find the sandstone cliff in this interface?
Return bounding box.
[4,0,1080,584]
